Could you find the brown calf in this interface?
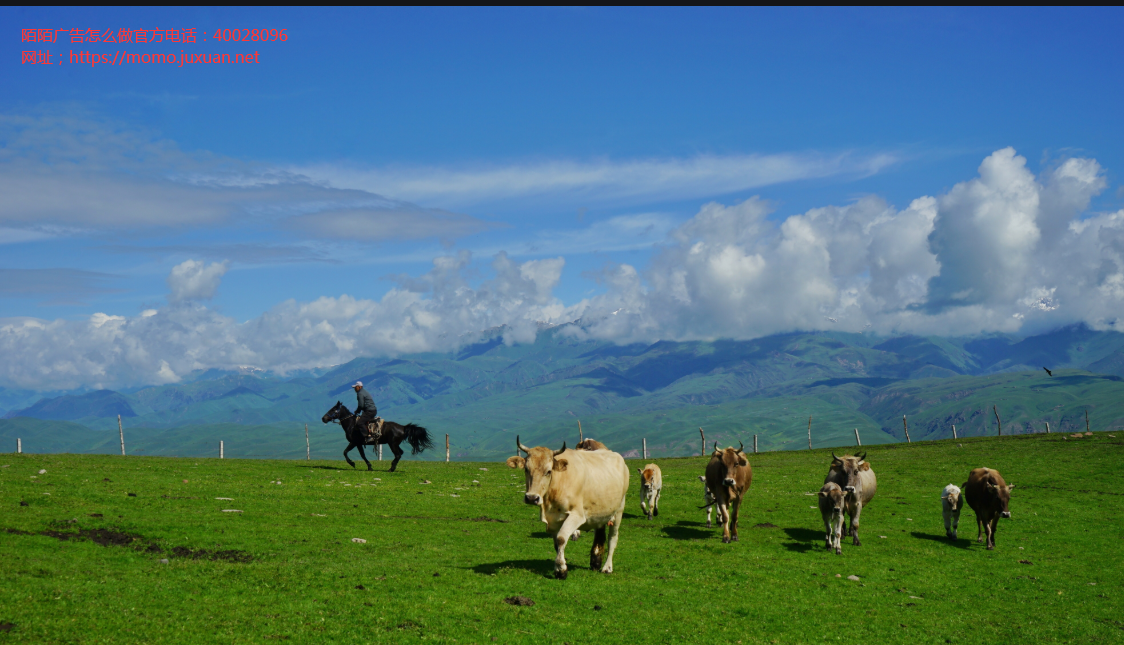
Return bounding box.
[704,441,752,544]
[818,482,846,555]
[506,455,526,469]
[576,438,608,451]
[963,467,1014,550]
[824,452,877,546]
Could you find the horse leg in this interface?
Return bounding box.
[388,441,405,472]
[355,443,373,471]
[343,442,357,468]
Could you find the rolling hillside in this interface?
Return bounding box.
[5,324,1124,459]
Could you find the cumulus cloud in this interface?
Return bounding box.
[167,260,228,303]
[3,147,1123,390]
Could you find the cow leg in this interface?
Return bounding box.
[823,514,833,551]
[343,442,357,468]
[388,441,404,472]
[640,494,649,520]
[850,501,863,546]
[590,527,606,571]
[987,515,998,550]
[552,514,584,580]
[653,488,660,517]
[705,504,712,529]
[834,513,844,555]
[355,443,373,471]
[729,497,741,542]
[951,509,960,540]
[718,501,732,543]
[601,510,623,574]
[943,505,953,539]
[976,514,985,543]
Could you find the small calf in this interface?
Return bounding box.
[698,475,719,528]
[818,482,846,555]
[576,438,608,451]
[941,484,963,539]
[637,464,662,520]
[506,455,526,469]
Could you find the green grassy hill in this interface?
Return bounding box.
[1,432,1121,643]
[6,325,1124,460]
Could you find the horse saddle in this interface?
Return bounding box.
[365,417,384,442]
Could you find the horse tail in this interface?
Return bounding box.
[404,423,433,455]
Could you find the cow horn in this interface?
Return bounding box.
[712,441,721,455]
[858,452,867,462]
[737,441,745,454]
[553,442,567,457]
[831,451,839,461]
[517,436,532,454]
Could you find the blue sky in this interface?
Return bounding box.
[3,8,1124,389]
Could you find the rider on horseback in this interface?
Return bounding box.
[352,381,378,431]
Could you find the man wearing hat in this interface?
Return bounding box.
[352,381,378,433]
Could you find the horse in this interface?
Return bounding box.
[320,401,433,472]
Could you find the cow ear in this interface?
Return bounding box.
[986,482,996,491]
[859,462,871,471]
[638,468,644,476]
[554,459,568,472]
[698,475,706,482]
[819,490,828,497]
[1006,484,1014,491]
[738,456,748,467]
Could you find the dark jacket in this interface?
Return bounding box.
[355,388,377,416]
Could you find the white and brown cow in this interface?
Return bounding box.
[824,452,877,546]
[704,442,752,543]
[576,438,608,451]
[963,467,1014,550]
[697,475,721,528]
[818,481,846,555]
[517,436,629,579]
[941,484,964,539]
[637,464,662,520]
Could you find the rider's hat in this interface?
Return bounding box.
[353,381,363,388]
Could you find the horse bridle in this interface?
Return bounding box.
[329,404,357,427]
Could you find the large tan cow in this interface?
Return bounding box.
[704,442,752,543]
[637,464,662,520]
[963,467,1014,550]
[818,482,846,555]
[517,436,629,579]
[824,452,877,546]
[941,484,964,539]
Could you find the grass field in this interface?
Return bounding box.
[1,432,1122,644]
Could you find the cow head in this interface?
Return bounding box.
[830,452,868,494]
[986,481,1014,518]
[712,441,748,489]
[517,436,566,507]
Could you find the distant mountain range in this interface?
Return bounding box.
[4,323,1124,460]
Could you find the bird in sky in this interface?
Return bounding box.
[1043,367,1053,376]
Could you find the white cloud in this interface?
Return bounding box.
[4,147,1123,390]
[167,260,228,303]
[294,152,899,208]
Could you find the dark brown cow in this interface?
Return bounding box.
[704,441,752,543]
[963,467,1014,550]
[576,438,608,451]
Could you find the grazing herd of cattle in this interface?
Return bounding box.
[508,437,1016,579]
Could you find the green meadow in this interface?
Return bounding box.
[1,431,1121,644]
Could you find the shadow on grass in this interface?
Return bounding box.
[910,531,971,549]
[472,559,556,577]
[661,522,712,540]
[530,531,552,539]
[307,465,349,471]
[781,527,822,553]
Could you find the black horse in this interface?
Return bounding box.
[321,401,433,472]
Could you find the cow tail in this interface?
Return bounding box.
[405,423,433,455]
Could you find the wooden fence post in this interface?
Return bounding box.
[1045,421,1050,434]
[952,425,957,439]
[446,434,450,462]
[1086,409,1090,433]
[903,415,911,443]
[305,424,310,461]
[220,440,224,460]
[807,416,813,450]
[699,427,705,457]
[753,434,758,454]
[854,428,861,446]
[994,406,1002,437]
[118,414,126,456]
[578,421,583,444]
[378,444,382,461]
[643,438,647,460]
[16,438,21,454]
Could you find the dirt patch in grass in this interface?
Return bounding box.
[169,546,254,563]
[504,596,535,606]
[753,523,780,529]
[0,622,13,633]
